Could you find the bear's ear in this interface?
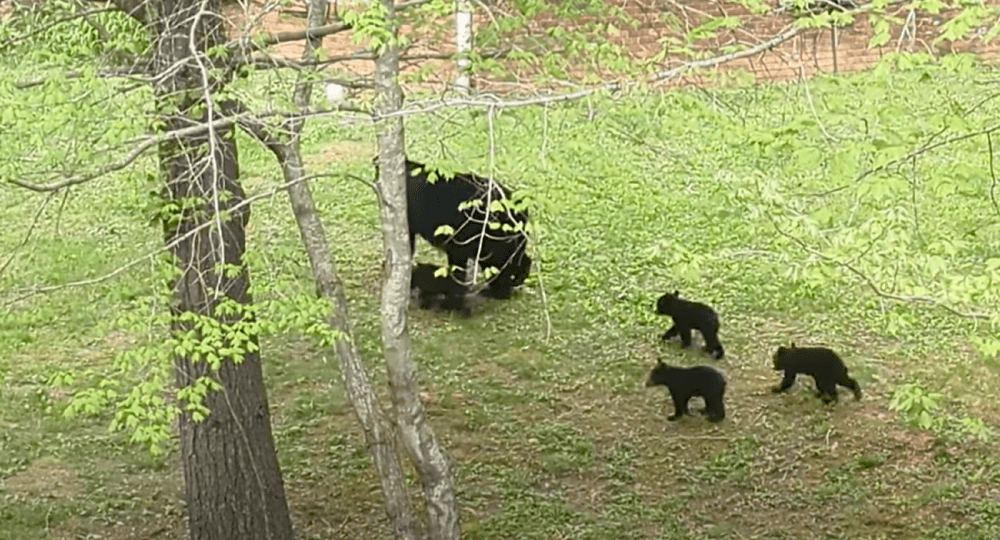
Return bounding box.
[672,290,679,297]
[790,342,797,348]
[656,359,665,366]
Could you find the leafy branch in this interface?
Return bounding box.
[820,122,1000,197]
[761,207,993,321]
[15,65,150,89]
[4,103,367,192]
[0,6,118,52]
[1,171,347,307]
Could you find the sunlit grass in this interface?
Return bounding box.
[1,60,999,539]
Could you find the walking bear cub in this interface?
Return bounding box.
[770,343,862,404]
[646,360,727,423]
[655,290,725,359]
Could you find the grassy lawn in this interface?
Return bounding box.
[1,58,999,539]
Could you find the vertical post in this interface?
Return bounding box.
[454,0,473,94]
[831,25,839,74]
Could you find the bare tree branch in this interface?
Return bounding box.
[5,116,241,192]
[4,103,370,193]
[652,24,805,82]
[395,0,433,9]
[15,66,150,89]
[0,191,58,279]
[107,0,149,24]
[985,132,1000,221]
[227,21,351,56]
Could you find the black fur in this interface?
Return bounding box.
[410,263,472,318]
[656,290,725,359]
[770,343,862,404]
[645,361,726,423]
[376,157,531,302]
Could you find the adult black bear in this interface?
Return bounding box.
[645,360,727,423]
[376,157,532,303]
[770,343,862,404]
[656,290,725,359]
[410,263,472,318]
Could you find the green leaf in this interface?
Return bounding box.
[869,16,891,48]
[793,146,823,170]
[434,224,455,237]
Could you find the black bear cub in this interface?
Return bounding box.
[410,263,472,318]
[656,290,725,359]
[770,343,862,404]
[645,360,727,423]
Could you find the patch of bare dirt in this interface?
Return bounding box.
[50,515,185,540]
[307,140,374,166]
[3,457,82,500]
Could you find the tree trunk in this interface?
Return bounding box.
[274,143,425,540]
[145,0,295,537]
[235,0,425,537]
[454,0,473,93]
[373,2,461,539]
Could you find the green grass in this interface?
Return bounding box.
[2,56,1000,539]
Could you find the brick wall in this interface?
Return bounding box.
[252,0,1000,90]
[485,0,1000,87]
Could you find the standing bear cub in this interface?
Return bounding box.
[770,343,862,404]
[656,290,725,359]
[645,360,727,423]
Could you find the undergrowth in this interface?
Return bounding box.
[1,54,999,539]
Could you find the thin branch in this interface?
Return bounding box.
[5,104,369,193]
[108,0,149,24]
[988,132,1000,220]
[653,2,882,82]
[763,209,992,321]
[817,122,1000,197]
[15,66,149,89]
[79,7,113,42]
[1,171,345,307]
[376,87,601,120]
[5,116,239,192]
[227,22,351,56]
[870,122,1000,178]
[652,24,805,82]
[395,0,433,9]
[256,46,509,71]
[0,191,58,278]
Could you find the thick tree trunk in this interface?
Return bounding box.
[147,0,295,538]
[235,0,424,538]
[373,2,461,539]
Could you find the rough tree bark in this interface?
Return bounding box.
[372,2,461,539]
[236,0,424,538]
[114,0,296,538]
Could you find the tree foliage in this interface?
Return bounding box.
[4,0,1000,537]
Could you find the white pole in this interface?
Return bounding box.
[454,0,473,93]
